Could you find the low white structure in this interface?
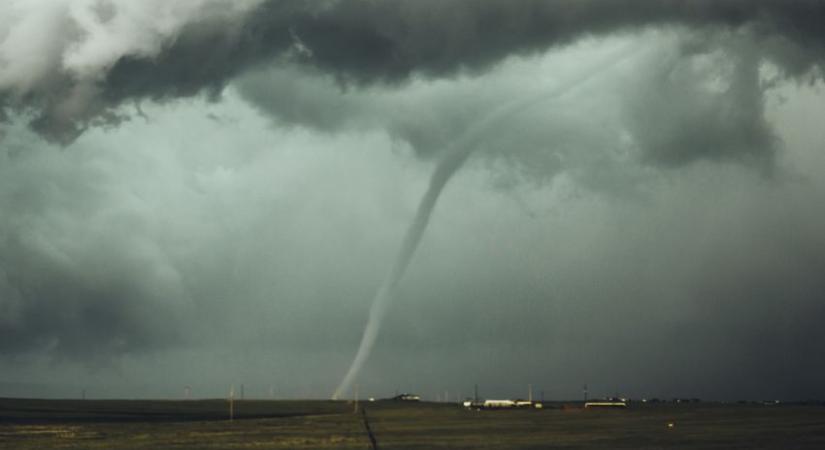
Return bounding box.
[584,401,627,408]
[483,399,515,408]
[464,399,543,409]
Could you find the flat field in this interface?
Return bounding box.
[1,398,824,449]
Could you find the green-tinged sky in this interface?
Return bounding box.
[1,0,824,401]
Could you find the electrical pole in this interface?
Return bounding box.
[528,384,533,403]
[354,384,359,414]
[229,385,235,422]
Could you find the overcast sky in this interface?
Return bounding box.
[1,1,825,401]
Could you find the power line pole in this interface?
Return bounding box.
[354,384,359,414]
[229,385,235,422]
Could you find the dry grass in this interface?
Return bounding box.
[1,399,824,449]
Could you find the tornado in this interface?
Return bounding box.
[332,44,639,400]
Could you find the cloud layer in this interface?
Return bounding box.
[1,0,824,143]
[1,2,824,401]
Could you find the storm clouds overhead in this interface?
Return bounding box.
[1,1,825,401]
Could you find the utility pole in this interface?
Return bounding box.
[528,384,533,403]
[229,385,235,422]
[583,384,588,403]
[240,384,244,400]
[353,384,359,414]
[474,384,479,404]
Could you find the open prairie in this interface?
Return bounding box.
[1,398,824,449]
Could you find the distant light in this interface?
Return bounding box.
[667,422,675,428]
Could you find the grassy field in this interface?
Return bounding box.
[1,398,824,449]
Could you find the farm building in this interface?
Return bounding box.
[584,400,627,408]
[484,399,516,408]
[463,399,544,409]
[392,393,421,401]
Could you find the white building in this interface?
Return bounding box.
[483,399,516,408]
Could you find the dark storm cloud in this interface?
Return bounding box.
[0,141,187,361]
[622,34,778,168]
[235,32,784,193]
[0,242,181,360]
[101,0,825,172]
[2,0,825,144]
[1,1,825,401]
